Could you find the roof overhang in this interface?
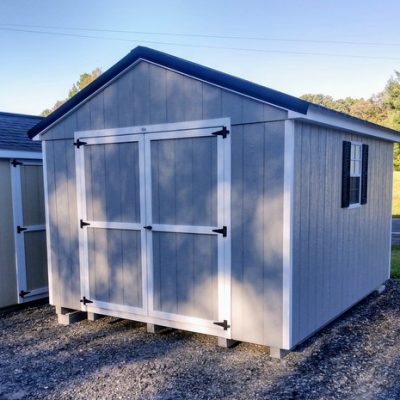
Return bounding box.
[288,105,400,142]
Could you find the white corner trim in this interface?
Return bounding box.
[42,141,53,305]
[282,119,295,349]
[0,150,42,159]
[288,108,400,142]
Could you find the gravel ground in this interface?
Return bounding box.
[1,281,400,400]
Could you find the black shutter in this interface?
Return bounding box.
[341,141,351,208]
[361,144,369,204]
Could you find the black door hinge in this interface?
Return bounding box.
[19,290,31,298]
[211,126,229,139]
[11,159,23,167]
[80,296,93,305]
[74,139,87,148]
[213,320,230,330]
[144,225,152,230]
[212,226,227,237]
[17,226,27,234]
[80,219,90,229]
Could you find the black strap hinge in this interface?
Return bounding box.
[11,159,23,167]
[144,225,152,230]
[17,226,27,234]
[211,126,229,139]
[80,296,93,305]
[213,320,230,331]
[212,226,227,237]
[19,290,31,298]
[74,139,87,148]
[80,219,90,229]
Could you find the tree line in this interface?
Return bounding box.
[301,72,400,170]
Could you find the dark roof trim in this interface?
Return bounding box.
[28,46,311,138]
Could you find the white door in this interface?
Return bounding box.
[76,134,148,315]
[76,119,231,337]
[144,127,231,338]
[11,159,48,303]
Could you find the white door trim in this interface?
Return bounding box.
[143,122,232,338]
[76,133,148,316]
[10,159,48,303]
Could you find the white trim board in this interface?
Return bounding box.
[0,150,42,159]
[282,119,294,350]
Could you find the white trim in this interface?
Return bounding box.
[151,224,220,234]
[86,221,142,230]
[10,160,48,304]
[0,150,42,159]
[42,141,54,304]
[288,108,400,143]
[74,118,230,141]
[282,119,295,349]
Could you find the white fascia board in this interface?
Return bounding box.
[288,107,400,142]
[0,150,42,159]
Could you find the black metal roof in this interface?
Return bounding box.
[27,46,399,139]
[0,112,42,152]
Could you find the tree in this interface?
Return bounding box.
[41,68,102,116]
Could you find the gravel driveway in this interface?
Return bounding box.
[1,280,400,400]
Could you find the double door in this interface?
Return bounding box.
[76,121,231,337]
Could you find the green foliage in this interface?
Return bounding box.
[302,72,400,170]
[41,68,102,117]
[391,245,400,279]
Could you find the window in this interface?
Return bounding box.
[349,143,362,205]
[341,140,368,208]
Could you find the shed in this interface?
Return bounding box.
[28,47,398,357]
[0,112,47,307]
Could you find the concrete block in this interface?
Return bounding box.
[218,337,239,348]
[269,347,289,359]
[146,323,171,334]
[87,312,104,321]
[57,310,87,326]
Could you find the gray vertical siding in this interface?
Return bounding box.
[42,60,287,346]
[292,121,393,346]
[231,121,284,347]
[0,160,17,307]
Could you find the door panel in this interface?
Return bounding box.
[153,232,218,320]
[24,230,47,291]
[87,228,142,308]
[84,142,140,223]
[151,137,217,226]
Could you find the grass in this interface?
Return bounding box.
[393,171,400,217]
[392,245,400,279]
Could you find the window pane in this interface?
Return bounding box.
[351,144,355,159]
[355,160,361,175]
[349,177,360,204]
[355,145,361,159]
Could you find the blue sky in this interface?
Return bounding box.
[0,0,399,115]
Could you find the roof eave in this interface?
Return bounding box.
[288,105,400,142]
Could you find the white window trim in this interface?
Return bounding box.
[349,141,363,207]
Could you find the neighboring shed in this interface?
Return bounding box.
[28,47,398,357]
[0,112,47,307]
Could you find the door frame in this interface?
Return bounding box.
[75,133,148,316]
[74,118,231,337]
[10,159,47,303]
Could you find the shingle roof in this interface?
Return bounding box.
[0,112,42,152]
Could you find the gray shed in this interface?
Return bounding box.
[28,47,397,357]
[0,112,47,307]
